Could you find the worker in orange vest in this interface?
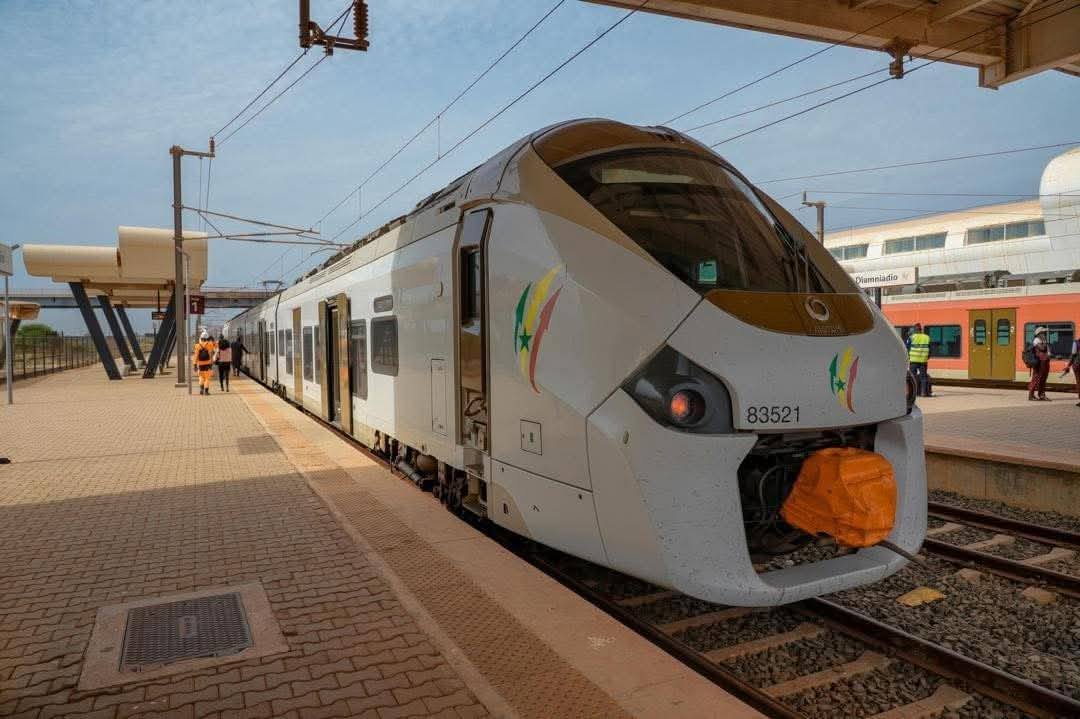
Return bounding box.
[192,330,217,395]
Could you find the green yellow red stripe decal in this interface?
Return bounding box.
[828,346,860,412]
[514,265,564,393]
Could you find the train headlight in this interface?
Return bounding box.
[624,346,733,433]
[905,371,917,414]
[669,389,705,425]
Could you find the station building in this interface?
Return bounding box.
[824,147,1080,382]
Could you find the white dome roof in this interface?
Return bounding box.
[1040,146,1080,197]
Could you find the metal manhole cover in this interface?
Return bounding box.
[120,592,253,672]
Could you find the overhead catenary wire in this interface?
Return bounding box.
[663,1,928,125]
[181,206,316,234]
[757,140,1080,184]
[312,0,569,231]
[326,0,652,244]
[709,0,1078,148]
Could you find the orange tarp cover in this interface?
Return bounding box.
[781,447,896,548]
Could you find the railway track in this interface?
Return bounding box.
[268,378,1080,718]
[925,501,1080,599]
[523,550,1080,719]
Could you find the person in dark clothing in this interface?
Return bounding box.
[232,337,245,376]
[1028,326,1051,401]
[216,336,232,392]
[1060,337,1079,407]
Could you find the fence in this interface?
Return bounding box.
[0,334,155,383]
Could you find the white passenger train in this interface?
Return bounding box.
[226,119,926,606]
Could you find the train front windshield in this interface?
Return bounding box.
[554,149,838,295]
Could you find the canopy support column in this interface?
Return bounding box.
[69,282,121,380]
[142,292,175,379]
[116,306,146,365]
[97,295,135,373]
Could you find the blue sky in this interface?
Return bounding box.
[2,0,1077,333]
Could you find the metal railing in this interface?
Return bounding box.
[0,334,154,383]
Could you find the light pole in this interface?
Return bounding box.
[2,244,21,405]
[171,141,214,388]
[179,248,193,396]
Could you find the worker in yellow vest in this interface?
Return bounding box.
[906,323,932,398]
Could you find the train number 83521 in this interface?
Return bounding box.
[744,405,801,425]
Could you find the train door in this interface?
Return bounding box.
[318,294,352,433]
[257,320,267,381]
[292,308,303,402]
[455,209,492,515]
[968,308,1016,380]
[969,310,991,380]
[990,308,1016,380]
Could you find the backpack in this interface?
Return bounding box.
[197,345,211,363]
[1021,344,1039,369]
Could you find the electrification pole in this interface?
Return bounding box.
[801,193,827,294]
[171,141,214,387]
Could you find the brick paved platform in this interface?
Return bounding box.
[920,385,1080,469]
[0,366,758,718]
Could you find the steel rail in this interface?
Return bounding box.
[922,538,1080,599]
[928,501,1080,550]
[796,598,1080,719]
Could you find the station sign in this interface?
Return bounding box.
[151,310,167,321]
[849,266,918,290]
[0,243,12,277]
[188,294,206,315]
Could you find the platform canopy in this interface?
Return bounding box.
[586,0,1080,87]
[21,227,208,308]
[0,301,40,321]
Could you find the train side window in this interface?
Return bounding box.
[350,320,368,399]
[269,328,276,355]
[1024,321,1075,359]
[285,329,293,375]
[371,317,398,376]
[995,319,1010,346]
[278,330,285,359]
[973,320,987,345]
[925,325,961,358]
[302,326,314,381]
[461,248,482,323]
[313,326,321,384]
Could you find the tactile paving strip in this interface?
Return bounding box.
[245,394,632,719]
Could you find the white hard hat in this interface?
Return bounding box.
[200,330,209,340]
[1034,326,1048,334]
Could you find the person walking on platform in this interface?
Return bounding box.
[216,335,232,393]
[1027,326,1051,401]
[192,331,217,395]
[1060,336,1079,407]
[906,323,932,397]
[232,336,246,377]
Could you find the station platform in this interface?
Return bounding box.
[919,384,1080,515]
[0,366,758,719]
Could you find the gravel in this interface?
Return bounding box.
[829,556,1080,699]
[627,594,720,625]
[928,516,947,530]
[783,663,943,718]
[1046,554,1080,576]
[759,539,847,572]
[930,489,1080,533]
[947,695,1037,719]
[676,609,804,653]
[720,631,864,686]
[981,537,1056,561]
[936,525,997,546]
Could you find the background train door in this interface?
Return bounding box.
[318,294,352,434]
[968,308,1016,380]
[257,319,267,381]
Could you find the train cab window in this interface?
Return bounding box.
[302,327,313,381]
[996,319,1011,346]
[973,320,987,345]
[371,317,398,376]
[285,329,293,375]
[926,325,961,358]
[552,148,843,294]
[350,320,368,399]
[1024,322,1075,359]
[313,326,321,384]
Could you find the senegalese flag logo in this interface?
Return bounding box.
[514,264,564,393]
[828,347,860,412]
